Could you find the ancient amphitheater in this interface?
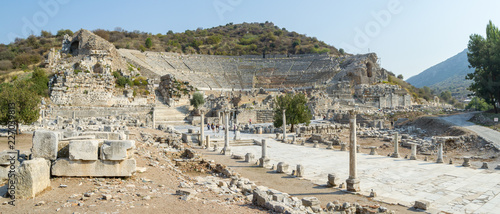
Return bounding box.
[118,49,387,91]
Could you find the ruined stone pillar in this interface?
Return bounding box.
[410,143,417,160]
[200,110,204,146]
[436,140,444,163]
[152,107,156,129]
[261,139,267,158]
[346,110,360,192]
[391,132,399,158]
[206,135,210,149]
[259,139,270,167]
[282,109,287,142]
[462,157,471,167]
[222,111,231,155]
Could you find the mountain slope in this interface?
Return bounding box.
[406,48,474,99]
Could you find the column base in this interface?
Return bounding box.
[410,155,417,160]
[391,153,400,158]
[259,158,270,168]
[222,147,231,155]
[346,178,360,192]
[436,157,443,163]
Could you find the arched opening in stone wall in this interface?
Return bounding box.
[366,62,373,77]
[70,41,79,55]
[93,63,103,73]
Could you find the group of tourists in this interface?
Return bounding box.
[207,123,223,133]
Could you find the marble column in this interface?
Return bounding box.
[205,135,210,149]
[436,140,444,163]
[410,143,417,160]
[261,139,267,159]
[222,111,231,155]
[259,139,270,167]
[391,132,399,158]
[346,110,360,192]
[282,109,287,142]
[200,110,204,146]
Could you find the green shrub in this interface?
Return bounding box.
[116,76,128,87]
[190,92,205,109]
[74,69,82,75]
[12,53,42,68]
[30,67,49,96]
[145,37,152,49]
[0,60,13,71]
[466,97,493,111]
[112,71,121,78]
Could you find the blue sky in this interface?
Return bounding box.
[1,0,500,80]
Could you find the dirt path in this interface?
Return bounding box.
[196,149,418,213]
[441,112,500,149]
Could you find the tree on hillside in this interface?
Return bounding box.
[0,80,42,134]
[145,37,152,49]
[397,74,404,79]
[467,20,500,113]
[273,93,312,132]
[440,90,452,103]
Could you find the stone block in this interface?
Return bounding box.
[100,140,135,161]
[0,165,8,181]
[302,197,320,207]
[14,158,51,199]
[81,132,120,140]
[414,200,430,210]
[32,130,58,160]
[0,151,15,165]
[276,162,289,173]
[328,173,340,187]
[252,186,270,207]
[103,126,112,132]
[245,153,255,163]
[51,158,136,177]
[182,133,199,144]
[296,164,304,177]
[63,130,79,138]
[176,188,197,201]
[69,140,99,161]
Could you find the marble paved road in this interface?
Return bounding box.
[228,137,500,214]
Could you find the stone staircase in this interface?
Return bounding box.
[154,99,190,126]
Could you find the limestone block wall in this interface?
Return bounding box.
[31,130,137,177]
[236,109,257,124]
[45,106,151,119]
[256,110,274,123]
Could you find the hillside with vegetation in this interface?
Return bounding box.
[96,22,340,56]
